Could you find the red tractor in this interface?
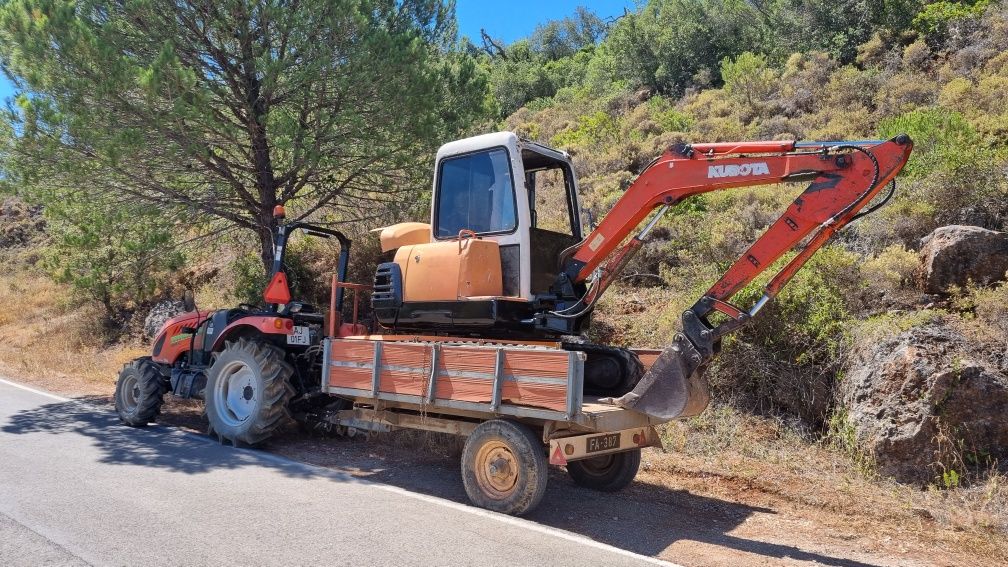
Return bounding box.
[114,207,354,445]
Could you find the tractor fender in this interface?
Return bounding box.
[207,315,293,353]
[151,311,208,365]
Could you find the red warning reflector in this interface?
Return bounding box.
[549,444,568,466]
[263,271,292,305]
[634,429,648,446]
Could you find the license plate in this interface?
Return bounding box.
[586,432,621,453]
[286,325,310,346]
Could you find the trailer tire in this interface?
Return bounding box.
[566,448,641,492]
[461,420,547,516]
[115,357,167,427]
[204,338,294,446]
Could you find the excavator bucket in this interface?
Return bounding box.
[603,333,711,421]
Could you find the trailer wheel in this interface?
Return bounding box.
[115,357,167,427]
[204,338,294,446]
[461,420,547,516]
[566,448,641,492]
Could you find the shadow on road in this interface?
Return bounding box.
[2,396,880,567]
[1,396,315,478]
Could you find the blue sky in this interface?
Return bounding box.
[456,1,635,43]
[0,2,635,102]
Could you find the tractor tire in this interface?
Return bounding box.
[204,338,294,446]
[115,357,167,427]
[566,448,641,492]
[461,420,548,516]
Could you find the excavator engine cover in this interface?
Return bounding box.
[395,238,503,301]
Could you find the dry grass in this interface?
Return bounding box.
[0,272,145,396]
[648,404,1008,561]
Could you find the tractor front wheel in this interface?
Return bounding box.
[115,357,167,427]
[204,338,294,446]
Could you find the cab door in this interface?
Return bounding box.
[520,144,584,296]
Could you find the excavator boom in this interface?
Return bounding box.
[556,135,914,420]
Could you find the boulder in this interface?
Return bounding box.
[143,300,186,338]
[840,319,1008,484]
[919,225,1008,293]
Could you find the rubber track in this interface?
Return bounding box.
[562,342,645,397]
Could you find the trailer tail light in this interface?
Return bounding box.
[273,318,284,330]
[285,319,294,330]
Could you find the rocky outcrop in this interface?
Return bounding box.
[840,319,1008,484]
[143,300,186,338]
[919,225,1008,293]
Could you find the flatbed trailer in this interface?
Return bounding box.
[318,324,665,515]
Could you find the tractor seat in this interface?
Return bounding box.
[285,302,325,324]
[286,301,318,314]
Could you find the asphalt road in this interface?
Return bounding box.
[0,378,675,567]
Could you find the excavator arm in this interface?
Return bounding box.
[552,134,914,420]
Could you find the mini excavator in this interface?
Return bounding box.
[370,132,913,420]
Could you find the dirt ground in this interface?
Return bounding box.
[0,275,1005,566]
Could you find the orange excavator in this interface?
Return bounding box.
[369,132,913,421]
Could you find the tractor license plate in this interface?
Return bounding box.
[287,326,310,346]
[586,432,621,454]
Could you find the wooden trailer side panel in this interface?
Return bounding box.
[325,339,575,414]
[497,350,568,412]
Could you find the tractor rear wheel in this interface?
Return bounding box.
[566,448,641,492]
[461,420,548,516]
[204,338,294,446]
[115,357,167,427]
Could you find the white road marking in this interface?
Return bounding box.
[0,377,683,567]
[0,378,71,402]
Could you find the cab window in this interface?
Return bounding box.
[527,166,576,235]
[435,148,517,238]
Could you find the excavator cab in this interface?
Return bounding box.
[372,132,586,337]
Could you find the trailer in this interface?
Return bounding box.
[316,281,664,515]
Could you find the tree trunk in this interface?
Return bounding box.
[238,23,279,275]
[257,217,277,276]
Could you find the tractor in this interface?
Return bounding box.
[114,207,353,444]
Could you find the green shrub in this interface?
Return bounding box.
[720,51,778,107]
[646,95,693,132]
[913,0,990,44]
[43,196,184,329]
[860,244,921,304]
[879,108,979,177]
[703,246,862,424]
[551,110,620,148]
[230,252,269,306]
